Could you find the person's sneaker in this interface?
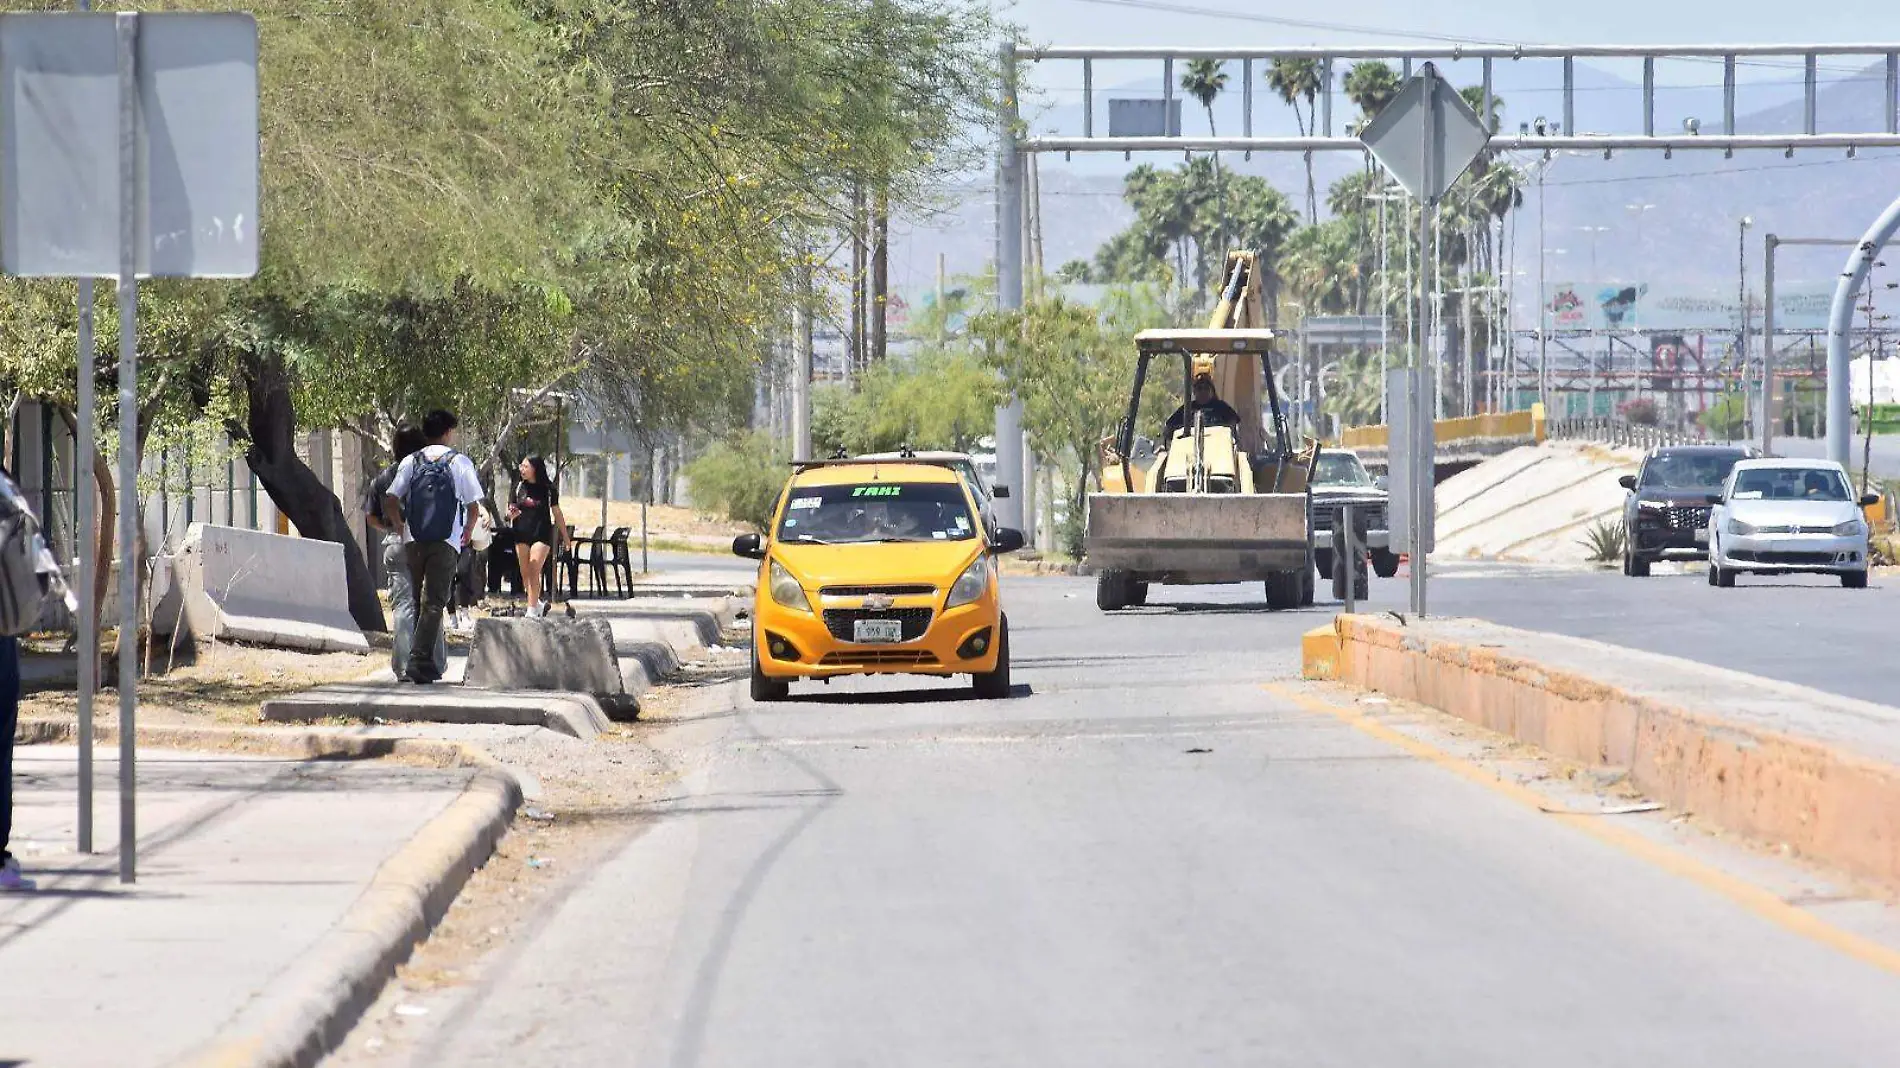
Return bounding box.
[0,856,36,892]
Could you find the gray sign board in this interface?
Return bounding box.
[1385,367,1435,554]
[1109,98,1183,138]
[1359,64,1490,204]
[0,12,259,279]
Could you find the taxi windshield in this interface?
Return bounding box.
[778,482,977,544]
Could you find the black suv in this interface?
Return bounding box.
[1618,445,1757,576]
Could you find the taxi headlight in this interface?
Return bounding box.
[769,560,812,614]
[1834,519,1867,537]
[1727,518,1757,536]
[945,558,989,609]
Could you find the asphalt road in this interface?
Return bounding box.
[394,574,1900,1067]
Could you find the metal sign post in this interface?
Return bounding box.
[1,10,260,881]
[1360,62,1490,617]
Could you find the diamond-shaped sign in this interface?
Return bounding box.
[1359,62,1490,203]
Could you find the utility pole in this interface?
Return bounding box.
[792,254,814,461]
[850,182,866,379]
[992,42,1026,531]
[1738,215,1753,442]
[871,188,889,365]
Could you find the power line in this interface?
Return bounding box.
[1062,0,1872,76]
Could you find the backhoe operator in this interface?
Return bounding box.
[1165,372,1242,437]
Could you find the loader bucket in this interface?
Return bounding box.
[1085,492,1309,582]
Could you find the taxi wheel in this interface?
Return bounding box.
[972,618,1012,699]
[750,650,789,702]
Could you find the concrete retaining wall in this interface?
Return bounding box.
[150,524,367,653]
[1321,615,1900,896]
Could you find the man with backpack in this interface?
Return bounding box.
[382,410,483,684]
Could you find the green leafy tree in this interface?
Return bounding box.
[685,431,787,531]
[1343,61,1401,127]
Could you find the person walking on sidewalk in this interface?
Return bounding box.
[367,426,446,679]
[382,410,483,684]
[507,455,568,617]
[0,633,25,891]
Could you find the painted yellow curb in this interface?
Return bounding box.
[1300,623,1341,680]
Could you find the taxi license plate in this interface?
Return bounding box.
[853,618,904,643]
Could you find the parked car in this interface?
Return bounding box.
[1617,445,1756,576]
[1706,458,1877,588]
[1309,449,1398,579]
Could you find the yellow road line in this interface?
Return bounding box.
[1264,681,1900,979]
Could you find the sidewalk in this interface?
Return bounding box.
[0,745,476,1067]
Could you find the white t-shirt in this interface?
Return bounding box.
[387,445,484,544]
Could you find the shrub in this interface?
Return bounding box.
[684,432,786,531]
[1619,397,1660,427]
[1578,517,1627,564]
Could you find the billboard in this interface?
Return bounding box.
[1540,283,1838,332]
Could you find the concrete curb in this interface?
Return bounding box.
[11,720,521,1068]
[177,765,521,1068]
[1313,614,1900,897]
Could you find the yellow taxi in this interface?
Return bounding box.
[732,458,1025,701]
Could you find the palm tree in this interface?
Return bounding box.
[1181,59,1231,259]
[1458,85,1506,134]
[1343,61,1401,122]
[1268,58,1323,223]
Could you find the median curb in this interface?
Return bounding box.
[1310,614,1900,896]
[12,721,521,1068]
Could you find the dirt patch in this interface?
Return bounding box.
[560,497,748,549]
[21,641,376,728]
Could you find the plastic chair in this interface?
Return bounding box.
[607,527,634,597]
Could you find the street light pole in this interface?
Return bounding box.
[1738,215,1754,442]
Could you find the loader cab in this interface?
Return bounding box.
[1100,329,1312,497]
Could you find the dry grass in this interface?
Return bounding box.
[21,641,376,728]
[558,498,748,546]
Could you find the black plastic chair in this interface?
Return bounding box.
[607,527,634,596]
[572,525,609,596]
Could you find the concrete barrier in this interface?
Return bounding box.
[150,524,367,653]
[464,617,639,719]
[260,685,612,740]
[1314,614,1900,896]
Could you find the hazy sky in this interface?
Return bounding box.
[1001,0,1896,56]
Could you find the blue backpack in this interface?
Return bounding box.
[403,449,461,542]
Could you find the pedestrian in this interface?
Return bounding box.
[366,426,445,680]
[507,455,568,617]
[382,410,483,684]
[0,632,24,891]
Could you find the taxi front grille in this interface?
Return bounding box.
[821,607,934,642]
[819,584,936,597]
[818,650,941,667]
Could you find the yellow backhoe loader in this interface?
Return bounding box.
[1088,250,1319,610]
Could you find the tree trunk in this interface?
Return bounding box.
[236,351,387,633]
[871,187,889,364]
[55,407,115,680]
[850,181,867,382]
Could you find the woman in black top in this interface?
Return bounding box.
[508,456,567,617]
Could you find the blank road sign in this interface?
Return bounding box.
[0,12,259,279]
[0,14,118,277]
[1359,64,1490,204]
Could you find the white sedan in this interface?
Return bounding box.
[1707,458,1878,588]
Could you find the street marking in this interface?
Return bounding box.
[1264,682,1900,979]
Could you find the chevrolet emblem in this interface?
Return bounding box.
[862,594,895,610]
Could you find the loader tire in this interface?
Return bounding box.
[1264,570,1302,611]
[1096,569,1130,611]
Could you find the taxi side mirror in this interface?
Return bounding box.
[732,533,766,559]
[990,527,1026,554]
[1618,474,1637,491]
